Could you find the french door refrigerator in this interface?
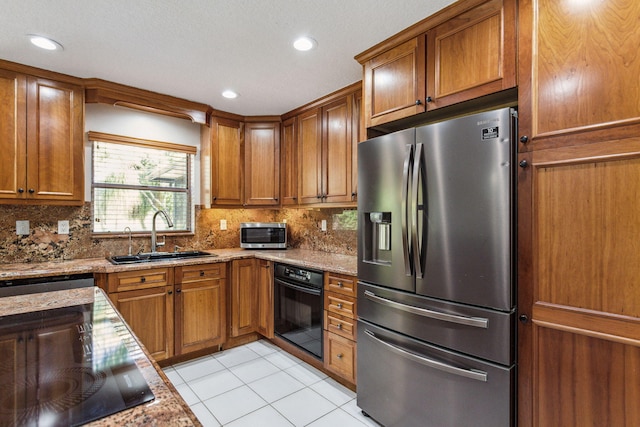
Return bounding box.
[357,107,517,427]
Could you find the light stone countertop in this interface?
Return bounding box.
[0,248,357,281]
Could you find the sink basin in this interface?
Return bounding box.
[107,250,217,265]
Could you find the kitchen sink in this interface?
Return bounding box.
[107,250,217,265]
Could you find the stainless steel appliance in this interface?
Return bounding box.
[240,222,287,249]
[0,273,94,297]
[273,263,323,359]
[357,108,517,427]
[0,290,154,425]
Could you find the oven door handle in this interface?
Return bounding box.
[364,290,488,328]
[364,329,488,382]
[275,278,322,296]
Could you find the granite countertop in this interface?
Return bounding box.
[0,287,200,426]
[0,248,357,281]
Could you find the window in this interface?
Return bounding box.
[90,132,195,234]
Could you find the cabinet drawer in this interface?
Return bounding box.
[324,311,357,341]
[324,272,357,297]
[176,263,226,283]
[107,268,172,293]
[324,332,356,383]
[325,293,356,319]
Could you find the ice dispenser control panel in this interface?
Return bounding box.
[362,212,392,265]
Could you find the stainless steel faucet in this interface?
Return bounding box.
[151,210,174,253]
[124,226,132,255]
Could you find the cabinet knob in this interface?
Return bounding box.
[176,288,181,293]
[337,303,343,309]
[18,188,24,193]
[519,314,529,324]
[337,353,344,359]
[415,99,422,105]
[140,277,146,283]
[200,270,205,277]
[520,135,529,144]
[519,160,528,169]
[28,188,35,194]
[426,96,433,103]
[337,323,343,330]
[168,290,173,295]
[213,196,217,201]
[337,281,344,288]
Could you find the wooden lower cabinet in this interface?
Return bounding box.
[97,262,227,362]
[175,264,226,355]
[256,259,274,338]
[323,272,357,385]
[230,259,258,337]
[111,285,174,360]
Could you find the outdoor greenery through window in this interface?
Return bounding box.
[91,132,195,234]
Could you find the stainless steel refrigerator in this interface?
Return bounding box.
[357,107,517,427]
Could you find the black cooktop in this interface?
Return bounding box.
[0,292,154,426]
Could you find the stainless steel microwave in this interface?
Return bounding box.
[240,222,287,249]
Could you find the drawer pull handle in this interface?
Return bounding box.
[140,277,146,283]
[200,270,205,276]
[337,281,344,288]
[337,303,343,309]
[337,353,344,359]
[337,323,343,330]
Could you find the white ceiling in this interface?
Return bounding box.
[0,0,456,117]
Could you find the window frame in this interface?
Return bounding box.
[89,131,196,236]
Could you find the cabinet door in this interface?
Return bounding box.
[280,117,298,205]
[230,259,257,337]
[426,0,516,110]
[351,89,362,202]
[26,77,84,203]
[175,264,226,355]
[298,108,323,204]
[112,285,174,361]
[256,260,274,338]
[0,69,27,200]
[518,0,640,151]
[322,97,353,204]
[0,332,27,424]
[363,36,426,128]
[211,116,243,205]
[244,121,280,206]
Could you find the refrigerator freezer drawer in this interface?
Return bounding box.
[357,319,515,427]
[358,282,515,365]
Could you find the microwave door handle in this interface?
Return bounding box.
[364,329,488,382]
[412,143,424,279]
[401,144,414,276]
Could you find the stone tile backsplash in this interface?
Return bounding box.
[0,204,356,263]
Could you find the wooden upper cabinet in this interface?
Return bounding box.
[280,117,298,206]
[518,0,640,151]
[210,116,243,206]
[298,107,323,204]
[426,0,516,110]
[357,0,516,128]
[362,37,426,128]
[244,121,280,206]
[0,70,84,205]
[322,96,353,204]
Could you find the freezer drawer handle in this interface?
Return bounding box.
[364,329,488,382]
[363,290,488,329]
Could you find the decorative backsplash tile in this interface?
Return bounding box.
[0,204,357,263]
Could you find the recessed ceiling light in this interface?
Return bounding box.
[222,90,238,99]
[28,35,63,51]
[293,36,317,51]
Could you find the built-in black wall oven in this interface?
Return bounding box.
[273,263,323,360]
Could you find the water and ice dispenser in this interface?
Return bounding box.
[362,212,392,265]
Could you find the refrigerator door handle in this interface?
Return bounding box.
[364,329,488,382]
[401,144,414,276]
[363,290,489,328]
[412,143,424,279]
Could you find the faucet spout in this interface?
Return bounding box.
[151,210,174,253]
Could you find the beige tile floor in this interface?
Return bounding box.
[163,339,381,427]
